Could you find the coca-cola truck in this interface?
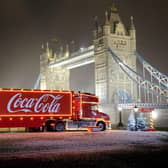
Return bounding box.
[0,88,111,132]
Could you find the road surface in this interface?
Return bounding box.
[0,130,168,168]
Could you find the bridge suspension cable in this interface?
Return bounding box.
[108,48,168,100]
[135,52,168,88]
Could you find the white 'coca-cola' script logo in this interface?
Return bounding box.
[7,93,64,113]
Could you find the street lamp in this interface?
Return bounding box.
[117,106,124,127]
[134,105,139,131]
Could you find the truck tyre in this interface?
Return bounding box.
[96,121,106,131]
[55,122,65,132]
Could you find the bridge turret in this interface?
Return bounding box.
[111,1,118,14]
[109,3,121,33]
[129,16,136,52]
[40,42,50,90]
[64,44,70,58]
[103,11,110,35]
[46,42,50,57]
[129,16,136,39]
[45,42,55,63]
[114,21,127,36]
[93,16,103,39]
[105,11,110,25]
[57,45,64,60]
[94,16,99,31]
[70,40,75,53]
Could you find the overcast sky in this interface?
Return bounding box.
[0,0,167,89]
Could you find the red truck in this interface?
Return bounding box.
[0,88,111,132]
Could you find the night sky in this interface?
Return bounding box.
[0,0,167,89]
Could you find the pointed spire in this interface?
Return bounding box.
[94,16,99,29]
[70,40,75,52]
[54,52,57,62]
[65,44,69,57]
[58,45,63,58]
[105,11,109,25]
[111,1,118,13]
[110,1,120,23]
[46,42,50,57]
[130,16,135,30]
[41,44,44,50]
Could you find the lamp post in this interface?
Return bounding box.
[117,106,124,127]
[134,105,139,131]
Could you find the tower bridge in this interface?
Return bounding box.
[38,4,168,128]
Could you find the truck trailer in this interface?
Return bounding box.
[0,88,111,132]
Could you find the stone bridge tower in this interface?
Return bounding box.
[40,42,70,90]
[93,4,137,122]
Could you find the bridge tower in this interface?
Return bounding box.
[93,4,137,123]
[40,42,70,90]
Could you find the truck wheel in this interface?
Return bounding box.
[96,121,106,131]
[55,122,65,132]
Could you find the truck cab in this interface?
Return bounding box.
[73,92,111,131]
